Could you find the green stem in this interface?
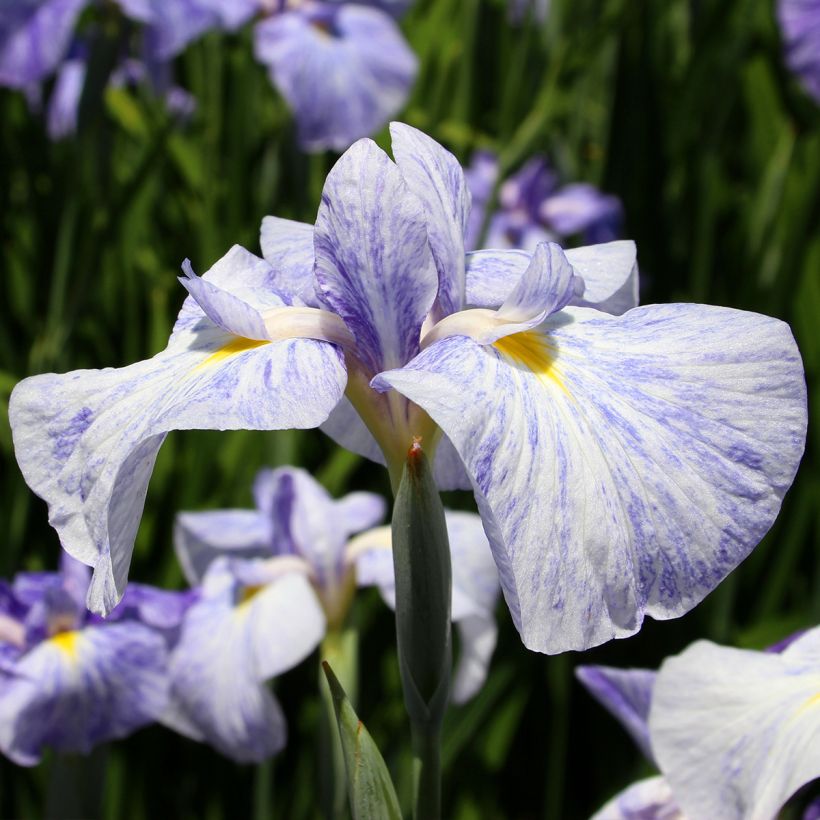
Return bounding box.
[411,724,442,820]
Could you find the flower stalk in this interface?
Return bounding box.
[391,440,452,820]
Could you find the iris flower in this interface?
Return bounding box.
[163,465,498,760]
[577,628,820,819]
[253,1,417,151]
[10,123,807,658]
[463,152,623,251]
[0,554,180,765]
[778,0,820,104]
[0,0,88,89]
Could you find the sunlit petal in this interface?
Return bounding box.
[376,304,807,653]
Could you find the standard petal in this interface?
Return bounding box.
[591,776,683,820]
[375,304,807,653]
[116,0,216,60]
[314,137,438,374]
[11,273,346,615]
[649,629,820,820]
[259,216,321,306]
[0,0,88,89]
[165,565,325,762]
[0,623,168,765]
[253,467,384,585]
[174,510,273,585]
[389,122,470,319]
[253,6,417,152]
[566,241,639,315]
[496,242,582,326]
[575,665,656,762]
[465,241,638,316]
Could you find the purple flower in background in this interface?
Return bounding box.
[0,554,175,765]
[163,467,496,760]
[254,3,417,151]
[778,0,820,104]
[0,0,88,89]
[577,628,820,819]
[464,152,623,251]
[10,123,807,659]
[115,0,260,61]
[46,53,86,139]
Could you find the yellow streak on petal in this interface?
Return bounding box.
[50,630,80,659]
[798,692,820,713]
[238,584,264,607]
[196,337,270,371]
[493,330,567,395]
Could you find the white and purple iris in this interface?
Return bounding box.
[778,0,820,104]
[0,554,190,765]
[464,151,623,252]
[161,466,498,761]
[10,122,807,657]
[577,628,820,819]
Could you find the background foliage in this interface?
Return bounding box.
[1,0,818,816]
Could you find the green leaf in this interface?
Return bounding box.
[322,662,402,820]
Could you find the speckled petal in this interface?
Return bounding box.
[174,510,272,585]
[0,623,168,765]
[253,6,417,152]
[389,122,470,319]
[0,0,88,89]
[259,216,321,307]
[10,252,346,615]
[313,137,438,375]
[375,304,807,653]
[575,665,656,762]
[591,776,683,820]
[650,628,820,820]
[164,563,325,762]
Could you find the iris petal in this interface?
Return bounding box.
[0,623,168,765]
[375,303,807,653]
[314,137,438,375]
[650,628,820,820]
[10,249,346,615]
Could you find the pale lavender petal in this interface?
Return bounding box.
[575,665,656,762]
[389,122,470,319]
[253,6,417,152]
[452,614,497,705]
[253,467,383,585]
[108,584,196,635]
[174,510,272,585]
[565,241,639,315]
[10,252,346,615]
[591,776,683,820]
[165,564,324,762]
[650,628,820,820]
[0,623,168,765]
[46,55,85,140]
[496,241,583,326]
[0,0,88,89]
[375,304,807,653]
[199,0,260,29]
[59,552,91,609]
[313,137,437,374]
[466,241,638,317]
[259,216,321,307]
